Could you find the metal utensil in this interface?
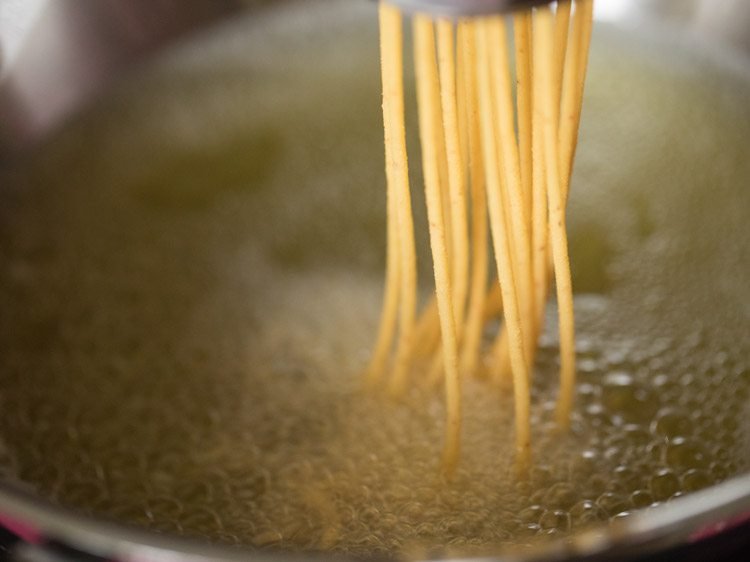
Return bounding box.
[383,0,549,17]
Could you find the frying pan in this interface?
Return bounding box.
[0,1,749,560]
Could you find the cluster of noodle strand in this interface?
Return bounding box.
[367,0,594,475]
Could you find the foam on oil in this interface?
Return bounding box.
[0,1,749,558]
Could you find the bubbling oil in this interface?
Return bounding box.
[0,0,749,558]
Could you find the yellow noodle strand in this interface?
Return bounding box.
[414,15,462,475]
[486,17,535,382]
[559,0,593,198]
[437,19,470,330]
[553,1,572,103]
[459,21,489,379]
[433,54,454,276]
[456,24,471,186]
[425,19,473,386]
[476,19,531,467]
[513,12,533,226]
[367,4,405,385]
[534,6,576,429]
[531,21,550,350]
[382,4,419,397]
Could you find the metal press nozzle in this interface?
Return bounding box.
[383,0,552,17]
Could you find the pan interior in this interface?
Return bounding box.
[0,0,749,558]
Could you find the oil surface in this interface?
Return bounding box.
[0,1,749,558]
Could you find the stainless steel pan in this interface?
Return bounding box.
[0,1,749,561]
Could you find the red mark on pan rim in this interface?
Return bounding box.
[689,512,750,542]
[0,513,43,544]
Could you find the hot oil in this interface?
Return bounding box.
[0,0,749,558]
